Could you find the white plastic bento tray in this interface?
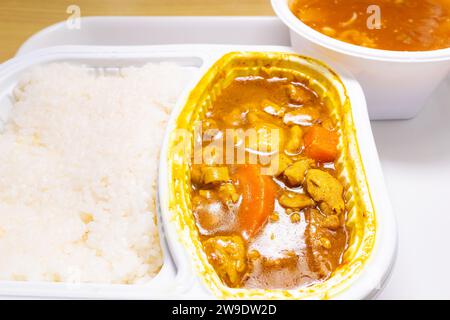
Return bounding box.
[1,16,449,299]
[0,44,396,299]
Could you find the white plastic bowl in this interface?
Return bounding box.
[271,0,450,120]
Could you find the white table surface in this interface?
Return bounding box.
[10,16,450,300]
[373,77,450,299]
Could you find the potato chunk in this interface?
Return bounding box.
[278,191,315,209]
[218,183,240,203]
[305,169,345,215]
[283,158,314,186]
[273,153,293,176]
[201,166,230,185]
[203,236,247,287]
[285,125,303,154]
[286,83,315,105]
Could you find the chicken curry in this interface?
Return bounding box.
[189,75,348,289]
[290,0,450,51]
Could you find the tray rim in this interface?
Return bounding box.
[15,16,290,59]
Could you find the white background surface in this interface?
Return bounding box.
[10,16,450,299]
[373,78,450,299]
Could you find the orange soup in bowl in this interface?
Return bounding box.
[290,0,450,51]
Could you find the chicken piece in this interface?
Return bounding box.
[273,153,293,176]
[278,191,315,209]
[283,158,314,186]
[286,83,316,105]
[320,215,341,230]
[319,202,340,217]
[218,183,240,203]
[201,166,230,185]
[285,125,303,154]
[203,236,247,287]
[304,209,345,278]
[319,237,332,249]
[305,169,345,215]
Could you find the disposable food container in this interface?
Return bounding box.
[159,49,397,300]
[0,45,396,299]
[271,0,450,120]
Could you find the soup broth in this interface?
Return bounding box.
[290,0,450,51]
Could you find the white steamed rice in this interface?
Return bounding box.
[0,63,192,284]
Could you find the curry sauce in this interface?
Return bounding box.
[189,76,348,289]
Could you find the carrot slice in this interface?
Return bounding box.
[304,126,339,162]
[235,165,277,240]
